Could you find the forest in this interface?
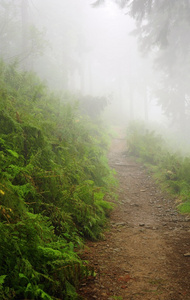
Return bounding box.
[0,0,190,299]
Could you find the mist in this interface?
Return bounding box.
[33,0,162,124]
[1,2,190,298]
[1,0,190,138]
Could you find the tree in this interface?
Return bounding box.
[130,0,190,129]
[92,0,190,130]
[0,0,46,69]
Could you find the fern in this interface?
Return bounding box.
[0,60,117,299]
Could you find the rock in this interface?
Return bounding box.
[184,253,190,257]
[139,223,145,227]
[113,248,120,252]
[115,222,126,226]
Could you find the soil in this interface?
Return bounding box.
[78,131,190,300]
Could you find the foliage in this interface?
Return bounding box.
[78,95,109,119]
[127,121,190,214]
[0,60,116,299]
[129,0,190,130]
[126,121,164,165]
[93,0,190,131]
[178,201,190,214]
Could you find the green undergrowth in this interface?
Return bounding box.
[0,61,117,299]
[126,121,190,214]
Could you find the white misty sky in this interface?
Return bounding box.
[30,0,163,122]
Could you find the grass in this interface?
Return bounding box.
[178,201,190,214]
[126,121,190,215]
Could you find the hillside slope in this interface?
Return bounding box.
[0,61,116,300]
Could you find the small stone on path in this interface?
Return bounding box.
[139,223,145,227]
[115,222,126,226]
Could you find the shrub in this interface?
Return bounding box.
[0,61,116,299]
[126,121,190,213]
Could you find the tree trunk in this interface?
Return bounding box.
[21,0,29,69]
[129,83,134,121]
[144,86,149,122]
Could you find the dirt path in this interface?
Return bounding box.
[78,135,190,300]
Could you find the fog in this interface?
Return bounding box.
[2,0,190,135]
